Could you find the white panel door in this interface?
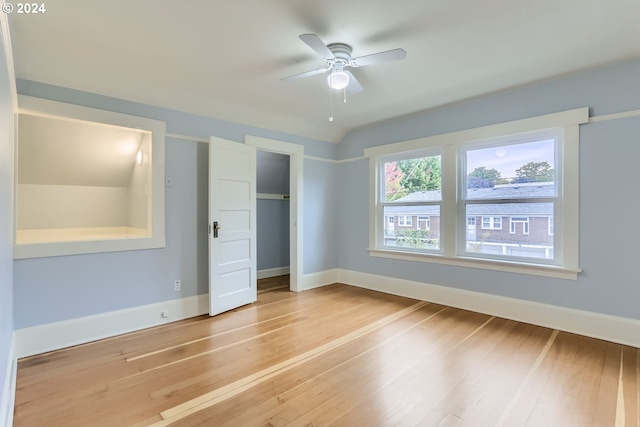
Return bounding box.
[209,137,257,316]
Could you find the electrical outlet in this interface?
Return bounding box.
[165,175,173,187]
[173,280,181,292]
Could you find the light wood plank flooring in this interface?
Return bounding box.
[13,277,640,426]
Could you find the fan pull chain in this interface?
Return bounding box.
[328,85,334,122]
[344,88,347,103]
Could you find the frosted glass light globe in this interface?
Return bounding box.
[327,71,350,90]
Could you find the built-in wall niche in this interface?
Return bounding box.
[14,96,166,259]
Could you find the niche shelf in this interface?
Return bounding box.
[14,96,166,259]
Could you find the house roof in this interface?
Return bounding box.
[385,204,553,216]
[468,182,555,199]
[386,183,554,216]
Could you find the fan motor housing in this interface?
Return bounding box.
[327,43,352,62]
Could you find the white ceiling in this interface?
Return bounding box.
[8,0,640,143]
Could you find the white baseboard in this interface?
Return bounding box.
[301,269,338,291]
[15,295,209,358]
[13,267,330,358]
[1,333,16,427]
[15,267,639,361]
[257,267,290,280]
[337,269,640,348]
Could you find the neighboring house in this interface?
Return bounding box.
[385,182,555,258]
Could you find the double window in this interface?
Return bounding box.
[397,215,412,226]
[482,217,502,230]
[367,108,586,279]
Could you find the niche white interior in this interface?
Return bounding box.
[14,96,166,259]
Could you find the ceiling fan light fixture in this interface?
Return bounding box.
[327,70,350,90]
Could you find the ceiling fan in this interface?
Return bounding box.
[281,33,407,93]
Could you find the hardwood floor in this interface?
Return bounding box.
[13,278,640,427]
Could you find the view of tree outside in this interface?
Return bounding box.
[384,155,441,201]
[467,166,505,188]
[466,139,555,185]
[384,141,555,200]
[382,139,557,259]
[513,161,554,183]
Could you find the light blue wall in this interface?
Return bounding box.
[256,151,290,194]
[304,159,338,273]
[257,151,290,271]
[0,19,15,413]
[257,200,290,271]
[13,80,338,329]
[337,58,640,320]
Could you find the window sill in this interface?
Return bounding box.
[367,248,580,280]
[14,227,165,259]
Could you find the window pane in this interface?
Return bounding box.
[383,206,440,250]
[466,203,553,260]
[383,155,441,202]
[466,139,555,200]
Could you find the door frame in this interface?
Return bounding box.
[245,135,304,292]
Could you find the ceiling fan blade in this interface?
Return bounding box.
[351,48,407,67]
[299,33,335,60]
[345,71,364,94]
[280,66,331,83]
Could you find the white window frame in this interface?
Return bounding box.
[378,151,442,252]
[482,217,502,230]
[509,217,530,235]
[398,215,412,226]
[417,216,430,230]
[365,108,587,280]
[548,217,554,236]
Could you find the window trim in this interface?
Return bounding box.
[366,108,587,280]
[417,216,430,231]
[509,217,530,235]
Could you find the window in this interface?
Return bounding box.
[398,215,412,226]
[418,216,430,230]
[482,217,502,230]
[464,138,555,260]
[388,216,395,224]
[381,154,441,250]
[509,217,530,235]
[366,108,587,279]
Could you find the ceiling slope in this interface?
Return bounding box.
[8,0,640,143]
